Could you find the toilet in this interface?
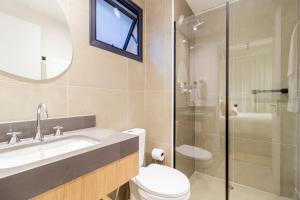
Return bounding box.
[123,128,190,200]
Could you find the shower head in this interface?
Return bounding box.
[184,17,204,31]
[193,21,204,31]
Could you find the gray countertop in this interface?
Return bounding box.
[0,128,139,200]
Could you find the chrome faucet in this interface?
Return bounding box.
[7,129,22,145]
[34,103,48,141]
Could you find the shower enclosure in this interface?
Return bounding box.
[174,0,299,199]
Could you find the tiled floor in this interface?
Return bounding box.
[189,172,291,200]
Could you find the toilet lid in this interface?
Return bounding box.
[135,164,190,198]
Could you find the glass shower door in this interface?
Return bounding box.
[174,0,299,199]
[228,0,298,199]
[174,1,227,199]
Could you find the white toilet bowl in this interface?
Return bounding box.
[130,164,190,200]
[123,128,190,200]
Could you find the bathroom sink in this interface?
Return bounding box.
[0,136,99,169]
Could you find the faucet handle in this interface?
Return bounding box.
[7,131,22,136]
[7,131,22,145]
[53,126,63,136]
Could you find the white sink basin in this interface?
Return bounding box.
[0,136,99,169]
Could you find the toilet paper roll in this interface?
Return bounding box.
[151,148,165,161]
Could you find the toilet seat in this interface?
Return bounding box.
[133,164,190,199]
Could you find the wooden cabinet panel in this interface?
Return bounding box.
[32,152,138,200]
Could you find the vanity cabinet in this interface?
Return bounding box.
[32,152,138,200]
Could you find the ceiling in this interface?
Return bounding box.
[185,0,225,14]
[11,0,66,23]
[179,0,296,47]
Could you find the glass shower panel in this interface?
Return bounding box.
[174,1,227,199]
[229,0,298,199]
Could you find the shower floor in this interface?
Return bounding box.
[189,172,291,200]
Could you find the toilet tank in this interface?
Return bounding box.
[123,128,145,167]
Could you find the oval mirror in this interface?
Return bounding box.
[0,0,72,80]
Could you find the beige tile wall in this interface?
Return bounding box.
[144,0,173,166]
[0,0,146,132]
[296,3,300,200]
[0,0,176,168]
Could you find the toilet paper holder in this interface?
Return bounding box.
[151,148,166,164]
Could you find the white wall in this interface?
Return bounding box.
[40,18,72,78]
[0,0,72,80]
[0,13,41,79]
[190,34,222,107]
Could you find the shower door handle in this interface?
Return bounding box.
[252,89,288,94]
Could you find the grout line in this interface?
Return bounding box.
[67,85,130,91]
[0,79,67,87]
[142,0,147,132]
[0,114,96,125]
[171,0,175,168]
[66,72,70,116]
[143,0,147,131]
[126,58,129,129]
